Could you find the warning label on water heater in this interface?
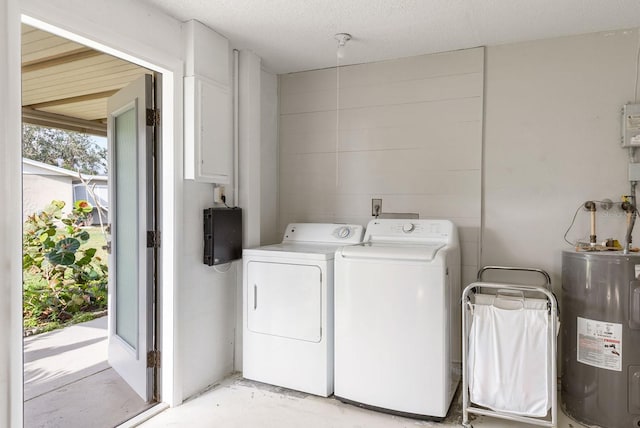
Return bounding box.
[577,317,622,372]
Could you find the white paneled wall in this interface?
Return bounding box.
[279,47,484,286]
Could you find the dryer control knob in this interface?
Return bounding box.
[402,223,415,233]
[337,227,351,238]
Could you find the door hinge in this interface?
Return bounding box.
[147,230,161,248]
[147,350,161,368]
[146,108,160,127]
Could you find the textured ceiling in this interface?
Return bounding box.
[141,0,640,74]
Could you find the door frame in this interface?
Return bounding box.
[17,7,183,408]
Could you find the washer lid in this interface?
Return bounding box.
[338,242,445,262]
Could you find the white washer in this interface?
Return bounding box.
[242,223,365,397]
[334,219,461,419]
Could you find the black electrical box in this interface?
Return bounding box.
[203,207,242,265]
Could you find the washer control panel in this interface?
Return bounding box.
[364,219,454,243]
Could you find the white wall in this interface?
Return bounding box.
[278,48,484,286]
[483,28,640,287]
[260,70,279,246]
[179,180,237,397]
[239,50,262,249]
[0,0,24,425]
[177,23,240,400]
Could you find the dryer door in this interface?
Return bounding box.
[247,261,322,342]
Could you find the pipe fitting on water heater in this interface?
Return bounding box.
[622,191,637,254]
[584,201,597,246]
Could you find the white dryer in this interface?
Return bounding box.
[242,223,365,397]
[334,219,461,419]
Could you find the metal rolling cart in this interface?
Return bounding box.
[461,266,558,428]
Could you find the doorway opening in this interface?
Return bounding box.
[21,23,160,427]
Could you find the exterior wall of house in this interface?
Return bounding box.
[22,175,73,219]
[22,161,109,222]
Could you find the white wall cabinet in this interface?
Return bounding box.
[183,20,232,183]
[184,76,232,183]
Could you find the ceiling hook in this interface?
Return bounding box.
[334,33,352,47]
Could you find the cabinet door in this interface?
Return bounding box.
[247,261,322,342]
[184,76,232,183]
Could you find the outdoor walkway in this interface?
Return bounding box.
[24,317,152,428]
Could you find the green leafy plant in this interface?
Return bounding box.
[23,200,108,330]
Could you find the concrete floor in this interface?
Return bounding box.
[24,317,153,428]
[140,375,587,428]
[23,318,587,427]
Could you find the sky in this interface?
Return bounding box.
[91,135,107,150]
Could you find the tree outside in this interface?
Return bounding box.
[22,124,107,175]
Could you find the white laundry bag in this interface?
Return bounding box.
[467,298,550,417]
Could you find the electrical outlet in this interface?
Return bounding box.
[214,186,225,203]
[371,198,382,216]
